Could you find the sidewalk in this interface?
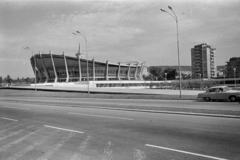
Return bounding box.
[3,85,205,96]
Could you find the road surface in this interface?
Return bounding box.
[0,98,239,160]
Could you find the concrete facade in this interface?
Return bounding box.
[191,43,217,79]
[30,51,145,83]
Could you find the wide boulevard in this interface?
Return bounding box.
[0,97,239,160]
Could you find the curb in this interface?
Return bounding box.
[76,106,240,119]
[2,100,240,119]
[0,87,197,100]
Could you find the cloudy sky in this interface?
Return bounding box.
[1,0,240,79]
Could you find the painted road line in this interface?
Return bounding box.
[44,125,84,134]
[145,144,228,160]
[70,135,92,160]
[0,122,17,130]
[102,141,114,160]
[0,129,25,141]
[1,117,18,121]
[4,130,58,160]
[0,123,24,134]
[37,132,75,160]
[2,106,30,110]
[68,112,133,121]
[0,125,37,152]
[133,149,146,160]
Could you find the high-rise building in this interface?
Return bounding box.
[191,43,217,79]
[225,57,240,78]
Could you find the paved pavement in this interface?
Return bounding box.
[6,85,205,96]
[1,99,240,160]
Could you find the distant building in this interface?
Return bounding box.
[191,43,217,79]
[27,45,148,88]
[225,57,240,78]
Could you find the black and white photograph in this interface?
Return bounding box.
[0,0,240,159]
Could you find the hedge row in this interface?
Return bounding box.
[150,80,223,90]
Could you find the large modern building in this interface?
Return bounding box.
[29,45,147,88]
[225,57,240,78]
[191,43,217,79]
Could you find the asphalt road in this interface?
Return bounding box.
[0,98,239,160]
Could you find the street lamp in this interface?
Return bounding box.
[160,6,182,98]
[23,46,37,96]
[223,73,225,85]
[233,68,236,88]
[72,31,90,95]
[165,72,167,81]
[220,69,226,85]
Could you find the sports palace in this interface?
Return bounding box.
[30,46,149,88]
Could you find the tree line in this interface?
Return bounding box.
[143,66,191,81]
[0,75,34,86]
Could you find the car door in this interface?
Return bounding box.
[208,88,217,100]
[216,88,226,100]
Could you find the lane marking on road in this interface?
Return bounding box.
[44,125,84,134]
[102,141,114,160]
[0,123,24,134]
[0,126,31,141]
[5,130,59,160]
[0,122,18,130]
[37,132,75,160]
[70,135,92,160]
[1,117,18,121]
[68,112,133,121]
[0,125,37,152]
[2,106,30,110]
[133,149,146,160]
[145,144,228,160]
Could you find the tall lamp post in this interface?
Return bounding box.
[161,6,182,98]
[23,46,37,96]
[233,68,236,88]
[72,31,90,95]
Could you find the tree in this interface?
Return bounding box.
[26,77,29,84]
[163,68,176,80]
[148,66,163,80]
[6,75,11,84]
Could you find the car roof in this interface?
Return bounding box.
[209,86,228,89]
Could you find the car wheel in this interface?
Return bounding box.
[204,97,211,101]
[229,96,237,102]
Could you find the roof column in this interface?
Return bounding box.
[118,62,121,80]
[32,54,39,83]
[34,54,42,83]
[50,51,58,83]
[92,58,95,81]
[39,53,49,83]
[139,62,145,80]
[63,52,69,82]
[134,62,139,80]
[106,60,109,80]
[35,53,42,83]
[127,63,131,80]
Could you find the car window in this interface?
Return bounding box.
[209,88,218,92]
[219,88,223,92]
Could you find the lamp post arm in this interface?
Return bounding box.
[165,11,177,21]
[170,9,177,21]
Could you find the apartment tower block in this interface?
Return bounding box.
[191,43,217,79]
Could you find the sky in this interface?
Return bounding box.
[1,0,240,79]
